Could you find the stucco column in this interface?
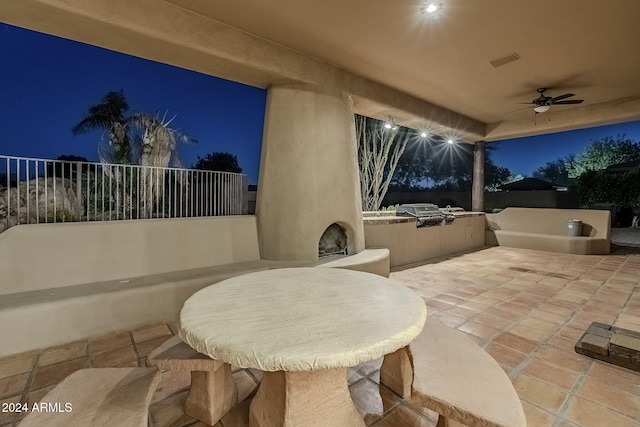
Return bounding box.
[256,84,365,261]
[472,141,485,212]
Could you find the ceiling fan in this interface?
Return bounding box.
[526,88,584,113]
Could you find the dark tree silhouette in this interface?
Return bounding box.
[46,155,90,179]
[533,156,575,187]
[193,152,242,173]
[390,139,512,191]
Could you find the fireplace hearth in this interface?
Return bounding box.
[318,223,348,258]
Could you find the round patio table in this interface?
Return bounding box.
[179,267,426,427]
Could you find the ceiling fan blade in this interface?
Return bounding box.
[553,99,584,105]
[551,93,575,102]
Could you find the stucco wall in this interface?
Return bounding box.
[0,216,261,295]
[363,214,486,268]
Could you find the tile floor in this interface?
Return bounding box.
[1,246,639,427]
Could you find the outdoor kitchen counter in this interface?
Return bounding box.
[363,212,487,267]
[363,211,485,224]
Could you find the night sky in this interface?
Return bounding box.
[2,23,640,184]
[0,24,267,184]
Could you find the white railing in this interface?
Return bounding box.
[0,155,248,232]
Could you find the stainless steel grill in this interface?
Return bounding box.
[396,203,456,227]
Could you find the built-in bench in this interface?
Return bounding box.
[390,317,526,427]
[485,207,610,255]
[19,367,160,427]
[0,216,390,357]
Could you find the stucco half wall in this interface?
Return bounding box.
[0,216,261,295]
[485,207,611,255]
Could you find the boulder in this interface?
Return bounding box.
[0,177,81,227]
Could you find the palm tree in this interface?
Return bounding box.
[130,111,196,217]
[72,90,131,164]
[73,91,196,218]
[130,111,195,169]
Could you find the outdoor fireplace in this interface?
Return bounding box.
[318,223,348,258]
[255,84,365,261]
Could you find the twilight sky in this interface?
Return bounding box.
[490,121,640,177]
[0,24,266,184]
[1,23,639,184]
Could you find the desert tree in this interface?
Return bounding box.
[356,114,410,211]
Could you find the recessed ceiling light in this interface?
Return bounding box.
[383,117,398,130]
[422,1,442,14]
[418,127,431,138]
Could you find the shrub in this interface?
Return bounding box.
[577,169,640,215]
[46,208,78,223]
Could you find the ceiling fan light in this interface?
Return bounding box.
[534,105,550,113]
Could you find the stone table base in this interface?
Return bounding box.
[186,366,238,425]
[249,368,365,427]
[380,346,413,399]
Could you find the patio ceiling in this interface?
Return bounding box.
[1,0,639,142]
[166,0,640,140]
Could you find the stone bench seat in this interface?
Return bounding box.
[0,249,390,357]
[492,229,608,255]
[19,367,160,427]
[0,259,311,357]
[147,335,238,425]
[409,318,526,427]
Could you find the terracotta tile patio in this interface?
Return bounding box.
[1,245,639,426]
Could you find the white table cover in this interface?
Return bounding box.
[179,267,426,371]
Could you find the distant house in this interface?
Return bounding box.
[488,177,577,210]
[498,177,565,192]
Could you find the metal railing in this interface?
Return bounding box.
[0,155,248,233]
